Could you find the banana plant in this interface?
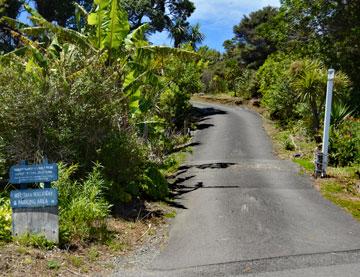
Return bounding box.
[1,0,198,118]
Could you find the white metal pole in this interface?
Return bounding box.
[321,69,335,177]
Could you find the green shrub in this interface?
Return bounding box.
[258,54,351,133]
[98,132,148,203]
[0,0,199,218]
[0,137,5,177]
[235,69,259,99]
[15,234,55,250]
[54,164,111,245]
[289,59,350,133]
[0,195,11,242]
[329,119,360,167]
[0,58,128,169]
[141,166,169,200]
[159,83,192,129]
[257,53,299,124]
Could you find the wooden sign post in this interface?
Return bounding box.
[9,160,59,243]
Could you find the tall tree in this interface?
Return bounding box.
[121,0,195,32]
[188,23,205,50]
[34,0,92,27]
[225,6,278,69]
[33,0,196,35]
[168,18,190,48]
[0,0,22,52]
[268,0,360,110]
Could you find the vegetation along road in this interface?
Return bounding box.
[117,101,360,276]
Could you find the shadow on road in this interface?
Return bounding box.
[178,162,236,171]
[166,162,237,209]
[196,123,214,130]
[191,106,227,118]
[165,106,230,210]
[170,141,201,154]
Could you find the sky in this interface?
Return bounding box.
[150,0,280,52]
[19,0,280,52]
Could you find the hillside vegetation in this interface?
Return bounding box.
[197,1,359,218]
[0,0,204,248]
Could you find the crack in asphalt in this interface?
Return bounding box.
[149,248,360,275]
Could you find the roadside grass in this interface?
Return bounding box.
[0,212,173,276]
[0,136,187,276]
[258,107,360,221]
[162,151,188,177]
[321,181,360,220]
[15,234,56,250]
[164,210,177,218]
[293,159,315,173]
[193,94,360,221]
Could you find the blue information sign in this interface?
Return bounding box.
[10,188,58,209]
[9,163,58,184]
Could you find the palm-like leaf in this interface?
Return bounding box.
[138,46,198,61]
[189,23,205,50]
[74,2,89,31]
[88,0,130,51]
[124,23,149,51]
[24,4,95,52]
[105,0,130,49]
[88,0,108,49]
[331,102,354,127]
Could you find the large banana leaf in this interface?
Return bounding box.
[124,23,149,51]
[104,0,130,49]
[137,46,199,62]
[88,0,108,49]
[74,3,88,31]
[0,16,29,30]
[21,27,49,37]
[24,4,95,52]
[88,0,130,51]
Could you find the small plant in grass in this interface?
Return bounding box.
[164,210,177,218]
[23,257,33,265]
[68,255,84,268]
[106,239,128,252]
[16,246,28,255]
[47,260,60,270]
[293,159,315,173]
[15,234,56,250]
[284,137,295,151]
[0,194,11,242]
[54,163,111,246]
[87,247,100,262]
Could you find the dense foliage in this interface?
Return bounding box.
[0,0,203,244]
[0,0,202,50]
[202,1,359,167]
[54,164,111,245]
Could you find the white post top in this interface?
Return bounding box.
[328,69,335,80]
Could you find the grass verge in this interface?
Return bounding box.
[0,141,190,276]
[0,203,174,276]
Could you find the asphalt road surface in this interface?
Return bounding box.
[117,101,360,276]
